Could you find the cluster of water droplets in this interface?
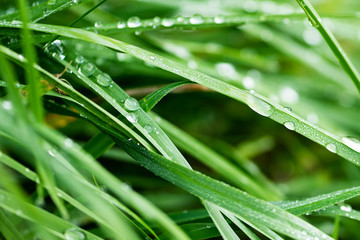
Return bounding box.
[113,14,230,31]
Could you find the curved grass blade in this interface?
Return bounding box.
[139,81,190,112]
[5,22,358,168]
[295,0,360,94]
[275,186,360,215]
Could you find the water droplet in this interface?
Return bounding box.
[79,62,96,77]
[306,112,318,124]
[342,137,360,153]
[48,149,56,157]
[144,125,152,133]
[2,100,12,110]
[214,15,225,24]
[283,18,290,24]
[326,143,337,153]
[127,16,141,28]
[96,73,112,87]
[284,122,295,130]
[94,22,102,28]
[303,28,322,45]
[124,97,140,111]
[64,228,86,240]
[126,113,138,123]
[75,56,85,65]
[117,21,125,29]
[246,94,273,117]
[189,14,204,25]
[279,86,299,104]
[47,0,56,5]
[187,60,197,69]
[64,138,73,148]
[25,168,30,173]
[46,40,64,60]
[308,16,319,28]
[161,18,175,27]
[176,16,184,22]
[340,205,352,212]
[243,76,255,89]
[215,62,238,78]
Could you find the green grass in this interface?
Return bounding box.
[0,0,360,239]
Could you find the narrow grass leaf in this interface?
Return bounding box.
[295,0,360,93]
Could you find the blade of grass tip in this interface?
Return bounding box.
[0,209,25,240]
[84,81,190,158]
[44,0,108,49]
[17,0,43,122]
[296,0,360,94]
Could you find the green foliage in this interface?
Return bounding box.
[0,0,360,239]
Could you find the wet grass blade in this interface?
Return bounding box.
[295,0,360,94]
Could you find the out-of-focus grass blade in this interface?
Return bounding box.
[295,0,360,94]
[0,189,103,240]
[0,207,25,240]
[0,147,157,240]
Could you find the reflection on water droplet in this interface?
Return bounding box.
[94,22,102,28]
[342,137,360,153]
[190,14,204,24]
[303,28,322,45]
[64,228,86,240]
[214,15,225,24]
[96,73,112,87]
[79,62,96,76]
[2,100,12,110]
[326,143,336,153]
[279,86,299,104]
[340,205,352,212]
[246,94,273,117]
[117,21,126,29]
[161,18,175,27]
[48,149,56,157]
[284,121,295,130]
[64,138,73,148]
[144,125,152,133]
[126,113,138,123]
[127,16,141,28]
[124,97,140,111]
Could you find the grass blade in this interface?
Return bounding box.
[295,0,360,93]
